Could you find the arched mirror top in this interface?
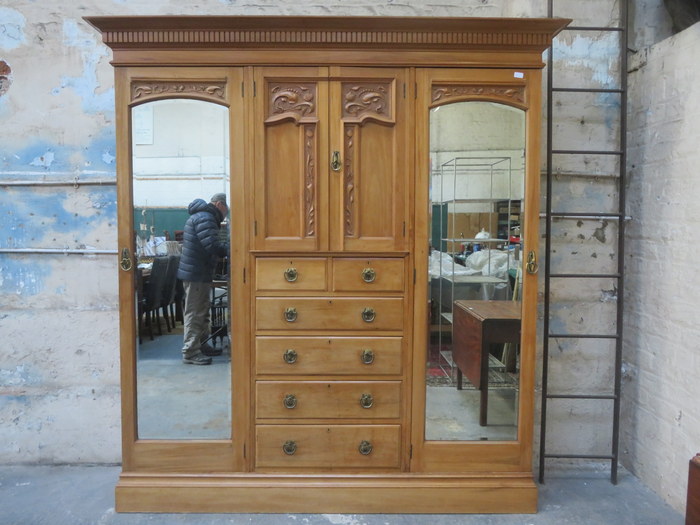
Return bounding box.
[430,83,528,111]
[129,80,230,107]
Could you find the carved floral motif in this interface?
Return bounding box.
[269,83,316,119]
[344,126,356,237]
[432,85,525,105]
[131,82,226,103]
[303,125,316,237]
[343,83,391,120]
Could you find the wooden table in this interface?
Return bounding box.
[452,300,521,426]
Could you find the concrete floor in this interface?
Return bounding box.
[0,465,684,525]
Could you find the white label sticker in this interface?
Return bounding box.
[514,72,524,78]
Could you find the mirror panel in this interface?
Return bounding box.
[426,101,525,441]
[132,99,231,439]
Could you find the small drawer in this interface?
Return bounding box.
[332,258,405,292]
[256,381,401,419]
[255,297,404,331]
[256,258,327,291]
[256,336,403,375]
[256,424,401,468]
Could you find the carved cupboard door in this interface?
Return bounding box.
[253,67,330,251]
[253,67,409,253]
[329,67,410,253]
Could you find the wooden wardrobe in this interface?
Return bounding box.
[87,15,568,513]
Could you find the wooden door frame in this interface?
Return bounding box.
[115,66,248,472]
[411,67,543,473]
[251,66,330,252]
[328,66,411,253]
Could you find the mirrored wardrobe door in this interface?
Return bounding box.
[412,68,542,472]
[116,67,247,472]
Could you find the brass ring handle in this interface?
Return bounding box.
[361,307,376,323]
[284,267,298,282]
[360,393,374,409]
[358,440,373,455]
[282,440,297,455]
[119,248,133,272]
[526,250,539,274]
[283,394,297,409]
[284,307,297,322]
[331,150,342,172]
[361,267,376,283]
[283,349,298,364]
[361,349,374,365]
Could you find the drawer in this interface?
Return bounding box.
[256,424,401,468]
[255,336,403,375]
[256,297,404,331]
[256,381,401,419]
[332,258,405,292]
[256,258,327,291]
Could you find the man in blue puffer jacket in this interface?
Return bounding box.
[177,193,229,365]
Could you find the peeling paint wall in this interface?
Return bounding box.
[0,0,561,467]
[0,1,121,463]
[0,1,684,513]
[624,21,700,513]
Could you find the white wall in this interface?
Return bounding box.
[430,101,526,205]
[623,21,700,513]
[132,99,230,208]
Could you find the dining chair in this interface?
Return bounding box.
[160,254,180,332]
[141,256,169,340]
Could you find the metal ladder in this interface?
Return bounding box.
[539,0,629,484]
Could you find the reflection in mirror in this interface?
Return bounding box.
[132,99,231,439]
[426,101,525,441]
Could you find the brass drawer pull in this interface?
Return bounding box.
[283,394,298,409]
[282,440,297,455]
[361,307,376,323]
[361,267,376,283]
[360,393,374,409]
[283,349,298,364]
[361,349,374,364]
[284,307,297,322]
[358,440,373,455]
[284,267,298,282]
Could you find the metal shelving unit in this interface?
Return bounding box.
[431,156,518,380]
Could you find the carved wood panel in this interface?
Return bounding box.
[341,82,393,122]
[256,76,322,251]
[343,126,356,238]
[432,84,526,107]
[131,81,226,104]
[334,73,407,252]
[267,83,317,122]
[303,124,317,237]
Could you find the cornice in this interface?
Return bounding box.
[85,16,570,53]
